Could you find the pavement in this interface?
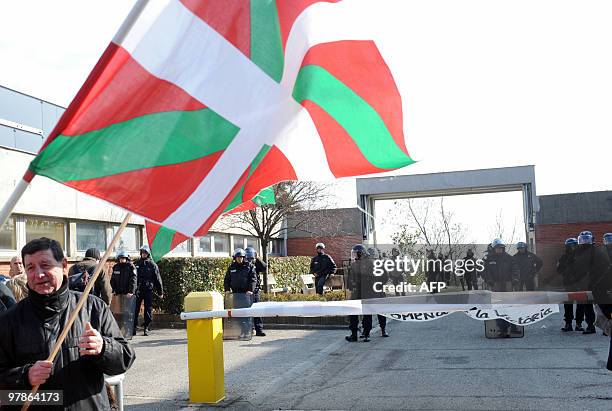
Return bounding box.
[123,307,612,410]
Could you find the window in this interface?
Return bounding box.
[172,239,191,254]
[0,217,16,250]
[233,235,246,249]
[270,238,285,255]
[198,234,212,253]
[76,223,106,252]
[25,217,66,249]
[246,236,259,250]
[214,234,230,253]
[112,225,138,252]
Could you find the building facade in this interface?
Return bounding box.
[0,85,284,273]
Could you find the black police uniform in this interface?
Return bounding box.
[111,261,137,295]
[483,249,518,335]
[463,253,478,291]
[310,252,337,295]
[512,251,543,291]
[251,258,267,334]
[570,244,611,331]
[347,255,388,340]
[224,260,258,336]
[557,246,585,327]
[134,257,163,333]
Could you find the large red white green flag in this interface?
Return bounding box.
[27,0,414,239]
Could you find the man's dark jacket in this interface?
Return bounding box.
[572,244,612,302]
[512,251,543,280]
[0,278,135,410]
[110,262,137,295]
[348,256,387,300]
[68,257,112,305]
[135,258,163,295]
[309,253,336,279]
[483,251,516,288]
[224,261,257,293]
[252,259,267,293]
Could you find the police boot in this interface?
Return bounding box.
[575,322,585,332]
[345,331,358,342]
[381,328,389,338]
[255,330,266,337]
[561,322,573,332]
[583,324,596,334]
[143,327,149,336]
[362,333,370,342]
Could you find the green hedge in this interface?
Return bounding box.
[155,256,312,314]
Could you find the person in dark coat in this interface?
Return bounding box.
[601,233,612,371]
[483,239,517,292]
[0,237,135,410]
[224,248,258,338]
[0,282,16,313]
[245,246,266,337]
[133,245,163,336]
[512,242,543,291]
[309,243,337,295]
[111,251,137,297]
[346,245,389,342]
[570,231,612,334]
[557,238,584,332]
[463,249,479,291]
[68,247,112,305]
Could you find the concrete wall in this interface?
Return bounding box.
[286,234,363,267]
[537,191,612,224]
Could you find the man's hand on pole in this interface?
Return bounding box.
[79,322,104,356]
[28,360,53,386]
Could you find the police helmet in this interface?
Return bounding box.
[367,247,379,258]
[117,250,130,260]
[315,242,325,250]
[352,244,368,255]
[565,238,578,246]
[491,239,505,249]
[516,241,527,249]
[140,244,151,254]
[245,246,257,259]
[603,233,612,246]
[578,231,594,245]
[233,248,246,258]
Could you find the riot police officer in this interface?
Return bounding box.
[245,246,266,337]
[310,243,337,295]
[512,242,543,291]
[111,251,137,296]
[389,248,406,296]
[134,245,163,336]
[224,248,258,338]
[346,245,389,342]
[572,231,612,334]
[463,249,478,291]
[601,233,612,370]
[557,238,582,331]
[483,239,517,292]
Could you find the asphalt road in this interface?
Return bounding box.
[123,307,612,410]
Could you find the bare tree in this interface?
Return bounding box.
[218,181,330,291]
[488,209,521,248]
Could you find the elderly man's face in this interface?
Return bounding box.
[24,249,67,295]
[10,256,24,276]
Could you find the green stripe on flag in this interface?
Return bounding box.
[292,65,413,170]
[150,226,175,262]
[250,0,284,82]
[30,109,240,182]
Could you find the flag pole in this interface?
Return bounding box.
[0,175,33,229]
[21,211,133,411]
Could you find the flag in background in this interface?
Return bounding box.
[145,186,276,261]
[27,0,414,242]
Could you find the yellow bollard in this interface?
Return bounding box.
[184,291,225,404]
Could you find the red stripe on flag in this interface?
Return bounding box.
[170,232,189,250]
[145,221,163,245]
[66,151,223,223]
[302,100,387,177]
[194,167,252,237]
[242,145,297,201]
[301,40,409,156]
[180,0,251,57]
[62,44,205,136]
[276,0,340,50]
